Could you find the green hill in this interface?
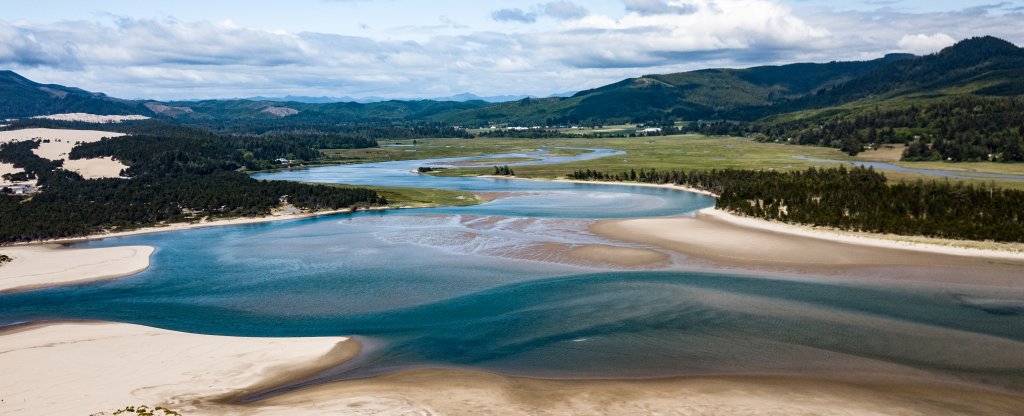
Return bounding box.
[0,70,150,118]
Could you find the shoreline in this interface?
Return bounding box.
[0,245,154,293]
[1,321,1022,415]
[535,177,1024,258]
[7,206,386,247]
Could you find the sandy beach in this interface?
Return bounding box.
[0,322,353,416]
[0,245,154,293]
[591,207,1024,289]
[1,323,1021,416]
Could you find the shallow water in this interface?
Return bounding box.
[2,148,1023,394]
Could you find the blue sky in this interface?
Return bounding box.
[2,0,1022,100]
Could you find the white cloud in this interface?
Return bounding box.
[1,1,1021,100]
[897,33,956,54]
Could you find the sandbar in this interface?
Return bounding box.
[0,245,154,293]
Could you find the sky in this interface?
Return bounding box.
[2,0,1022,100]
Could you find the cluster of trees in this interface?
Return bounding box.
[0,140,65,184]
[0,126,388,243]
[568,166,1024,242]
[493,165,515,176]
[0,254,11,264]
[0,172,385,242]
[684,96,1024,160]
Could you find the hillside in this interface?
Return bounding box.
[0,71,150,118]
[435,54,914,125]
[2,36,1022,140]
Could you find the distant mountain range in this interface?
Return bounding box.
[239,91,575,104]
[2,36,1021,127]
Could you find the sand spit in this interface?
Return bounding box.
[0,245,154,293]
[244,368,1024,416]
[0,322,353,416]
[2,323,1020,416]
[592,208,1024,289]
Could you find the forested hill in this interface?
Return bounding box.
[0,70,149,118]
[434,53,915,125]
[2,35,1021,131]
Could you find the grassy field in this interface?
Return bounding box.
[323,135,1024,190]
[330,184,482,208]
[321,140,587,164]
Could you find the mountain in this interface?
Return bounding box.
[2,36,1021,129]
[240,92,533,104]
[432,93,530,103]
[741,36,1024,121]
[435,53,916,125]
[0,70,151,118]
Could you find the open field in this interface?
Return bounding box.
[323,135,1024,189]
[321,139,587,164]
[357,185,483,208]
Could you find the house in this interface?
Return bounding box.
[640,127,662,134]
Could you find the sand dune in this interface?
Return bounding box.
[0,128,128,180]
[30,113,150,123]
[0,245,154,293]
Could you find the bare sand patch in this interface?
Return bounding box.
[61,156,127,179]
[0,245,154,293]
[236,368,1024,416]
[0,322,353,416]
[3,323,1020,416]
[592,208,1024,289]
[0,128,128,179]
[30,113,150,123]
[0,161,26,187]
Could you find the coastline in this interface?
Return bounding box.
[540,177,1024,257]
[1,322,1021,415]
[12,208,366,246]
[0,322,354,416]
[0,245,154,293]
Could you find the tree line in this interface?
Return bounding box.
[568,166,1024,242]
[684,96,1024,161]
[0,126,388,243]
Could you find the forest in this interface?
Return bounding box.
[683,96,1024,160]
[568,166,1024,242]
[0,125,388,243]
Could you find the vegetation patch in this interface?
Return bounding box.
[569,166,1024,243]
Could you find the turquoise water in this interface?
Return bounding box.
[2,148,1023,394]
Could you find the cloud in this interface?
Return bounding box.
[543,1,590,20]
[623,0,697,15]
[492,8,538,23]
[897,33,956,54]
[2,1,1022,100]
[492,2,589,23]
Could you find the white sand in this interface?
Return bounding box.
[3,324,1020,416]
[30,113,150,123]
[700,208,1024,259]
[0,161,25,187]
[0,245,154,293]
[0,322,352,416]
[61,156,127,179]
[0,128,128,180]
